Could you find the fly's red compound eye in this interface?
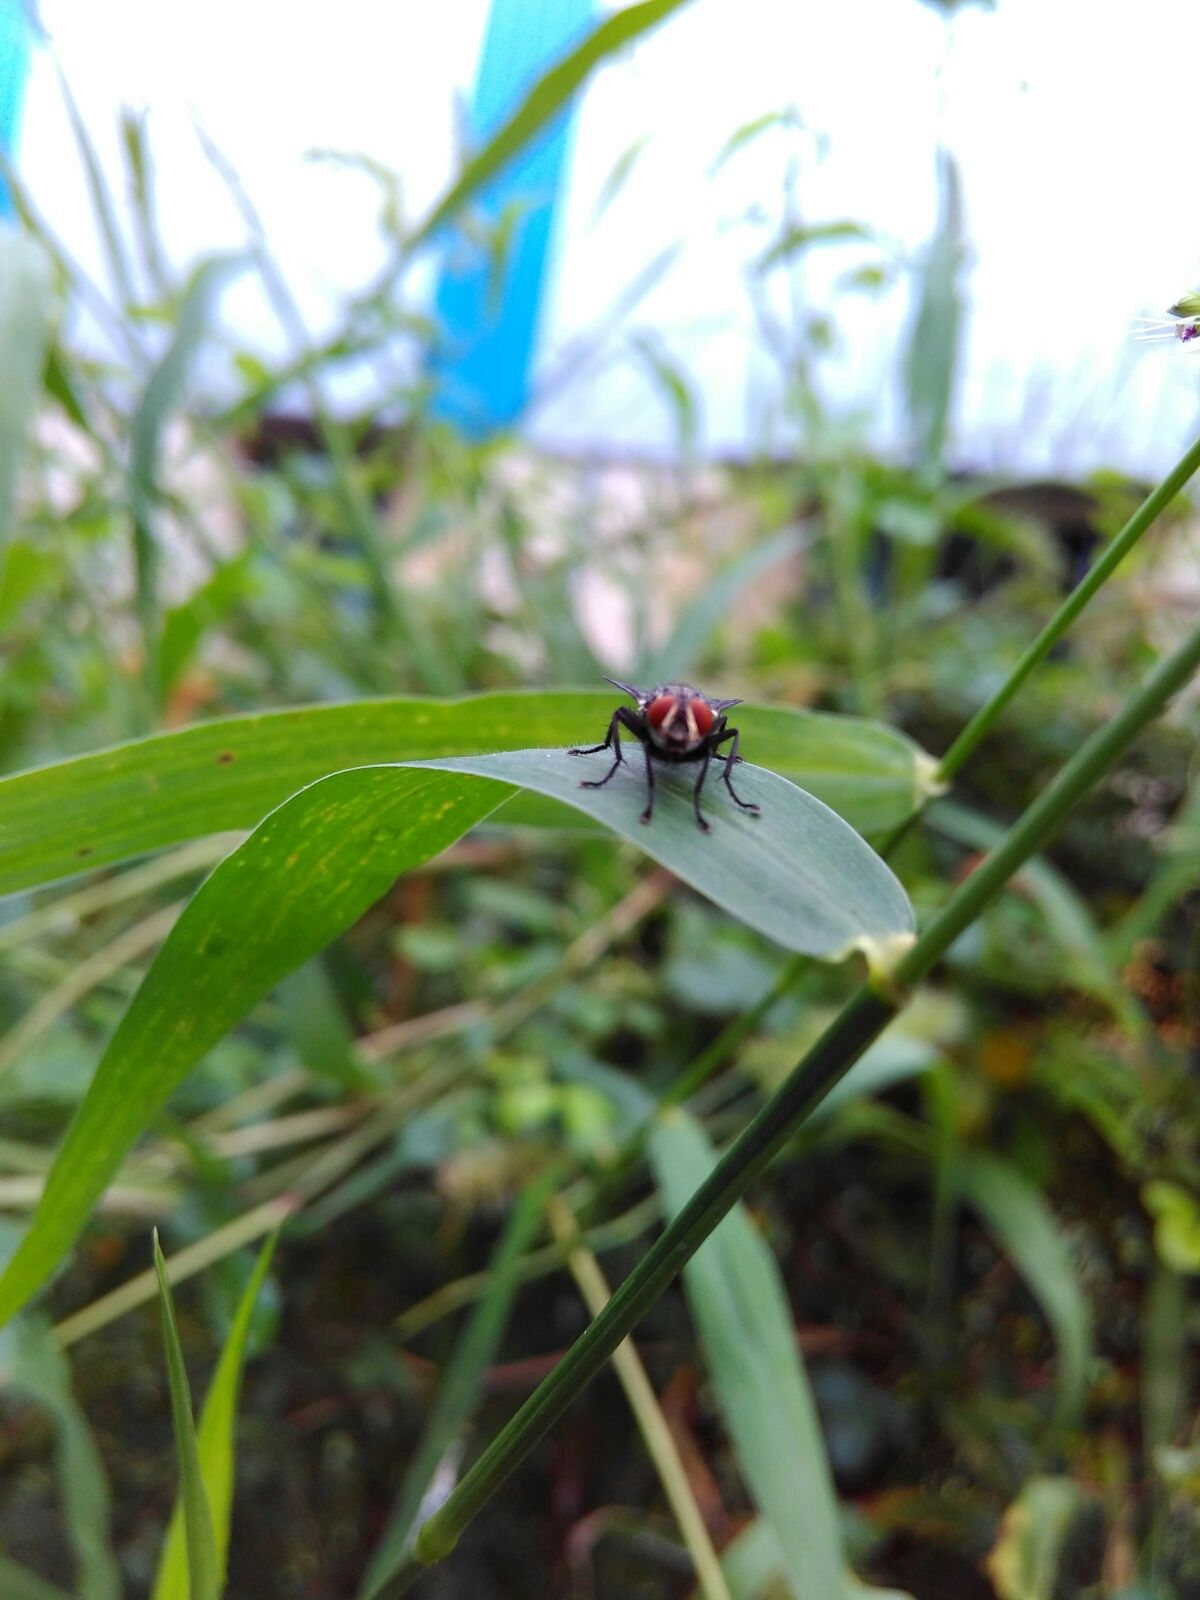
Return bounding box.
[646,694,677,730]
[690,699,714,737]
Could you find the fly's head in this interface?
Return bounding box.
[605,678,741,757]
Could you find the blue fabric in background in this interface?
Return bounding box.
[429,0,594,437]
[0,1,33,219]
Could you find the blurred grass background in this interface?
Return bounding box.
[0,1,1197,1596]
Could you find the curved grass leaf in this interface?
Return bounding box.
[151,1228,279,1600]
[0,752,912,1326]
[130,255,240,702]
[152,1231,219,1600]
[649,1109,848,1600]
[414,750,914,961]
[958,1153,1092,1427]
[0,229,53,551]
[0,691,935,896]
[0,766,502,1325]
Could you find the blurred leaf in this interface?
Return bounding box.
[121,107,169,298]
[630,332,698,454]
[1141,1182,1200,1273]
[958,1153,1092,1426]
[158,549,257,698]
[0,540,61,630]
[0,691,936,896]
[411,0,696,250]
[41,342,91,432]
[984,1476,1086,1600]
[0,1555,74,1600]
[55,63,137,310]
[904,147,964,477]
[710,108,802,175]
[650,1109,849,1600]
[756,221,868,274]
[152,1231,219,1600]
[931,800,1135,1022]
[0,1316,120,1600]
[0,746,912,1325]
[0,229,54,551]
[151,1229,279,1600]
[640,523,801,683]
[705,1519,912,1600]
[130,255,240,700]
[592,134,650,220]
[360,1169,556,1595]
[1142,1265,1187,1469]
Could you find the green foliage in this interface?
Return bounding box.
[152,1231,220,1600]
[0,230,53,551]
[650,1109,848,1600]
[0,24,1197,1598]
[152,1229,279,1600]
[0,693,930,895]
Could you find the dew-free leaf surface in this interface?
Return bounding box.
[0,691,934,895]
[0,745,913,1325]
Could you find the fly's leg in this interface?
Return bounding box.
[714,728,760,815]
[691,745,714,832]
[570,707,643,790]
[639,740,656,825]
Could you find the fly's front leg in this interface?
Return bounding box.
[714,727,760,815]
[570,706,643,790]
[639,740,656,825]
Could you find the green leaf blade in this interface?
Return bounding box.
[649,1109,849,1600]
[153,1231,220,1600]
[958,1153,1093,1427]
[0,691,934,896]
[0,766,504,1325]
[151,1230,280,1600]
[413,749,915,961]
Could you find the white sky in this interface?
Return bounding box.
[15,0,1200,476]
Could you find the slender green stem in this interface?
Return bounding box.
[936,432,1200,783]
[389,617,1200,1589]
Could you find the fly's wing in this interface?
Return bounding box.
[604,676,652,703]
[707,697,743,713]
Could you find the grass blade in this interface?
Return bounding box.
[409,0,696,251]
[0,228,53,552]
[152,1230,219,1600]
[957,1153,1092,1427]
[151,1229,280,1600]
[129,256,238,706]
[0,692,936,896]
[903,147,964,478]
[649,1108,849,1600]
